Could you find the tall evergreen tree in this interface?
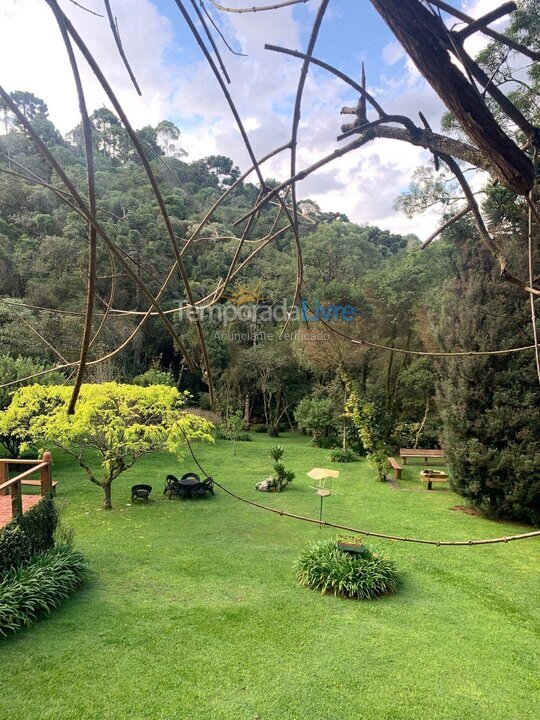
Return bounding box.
[436,227,540,525]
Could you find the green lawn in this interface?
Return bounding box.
[1,433,539,720]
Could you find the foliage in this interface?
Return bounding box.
[344,383,389,481]
[132,368,175,387]
[0,383,214,510]
[0,525,32,576]
[437,239,540,526]
[0,544,87,636]
[1,433,538,718]
[217,410,249,454]
[295,396,339,441]
[268,445,284,462]
[313,435,339,449]
[0,353,65,456]
[296,538,399,599]
[267,445,294,491]
[329,448,358,463]
[0,494,58,575]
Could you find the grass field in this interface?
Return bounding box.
[1,433,539,720]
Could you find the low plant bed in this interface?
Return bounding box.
[296,537,399,600]
[0,544,87,636]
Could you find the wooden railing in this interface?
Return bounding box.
[0,451,53,521]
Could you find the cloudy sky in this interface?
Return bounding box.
[0,0,503,237]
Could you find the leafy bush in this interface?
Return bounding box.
[296,539,399,600]
[391,421,440,451]
[0,544,87,636]
[295,396,339,442]
[19,493,58,555]
[132,368,175,387]
[215,428,251,442]
[329,448,358,463]
[268,445,284,461]
[0,494,58,575]
[264,445,295,491]
[252,424,269,433]
[218,410,248,454]
[0,355,65,456]
[313,436,338,449]
[0,525,32,575]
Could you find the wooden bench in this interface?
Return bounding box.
[400,448,445,465]
[387,456,402,479]
[419,470,449,490]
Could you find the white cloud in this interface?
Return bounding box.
[382,40,405,66]
[0,0,457,237]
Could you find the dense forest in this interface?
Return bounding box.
[1,1,539,528]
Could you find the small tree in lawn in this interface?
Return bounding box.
[0,383,213,510]
[220,410,245,456]
[344,384,389,482]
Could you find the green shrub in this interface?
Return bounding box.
[0,495,58,575]
[19,494,58,555]
[0,524,32,574]
[314,436,338,449]
[132,368,175,387]
[266,446,294,491]
[268,445,284,461]
[329,448,358,463]
[296,538,399,600]
[295,396,339,441]
[252,424,269,433]
[0,544,87,636]
[215,428,251,442]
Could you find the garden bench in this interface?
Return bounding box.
[419,470,449,490]
[400,448,445,465]
[387,457,402,479]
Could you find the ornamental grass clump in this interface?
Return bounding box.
[0,544,87,636]
[296,538,399,600]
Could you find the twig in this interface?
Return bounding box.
[103,0,142,96]
[189,0,231,84]
[200,1,247,57]
[68,0,103,16]
[426,0,540,62]
[208,0,309,13]
[265,44,386,118]
[421,205,472,248]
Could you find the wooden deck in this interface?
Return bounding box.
[0,494,41,528]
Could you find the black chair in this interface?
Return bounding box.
[131,484,152,502]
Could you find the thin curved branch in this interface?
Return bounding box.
[421,205,471,248]
[208,0,309,13]
[103,0,142,96]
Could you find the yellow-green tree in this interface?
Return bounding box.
[0,383,214,510]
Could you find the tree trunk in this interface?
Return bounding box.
[102,482,112,510]
[342,382,348,450]
[244,393,251,427]
[369,0,534,194]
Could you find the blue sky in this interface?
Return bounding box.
[0,0,500,235]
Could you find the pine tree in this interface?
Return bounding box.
[436,228,540,525]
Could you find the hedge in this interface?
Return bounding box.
[0,494,58,575]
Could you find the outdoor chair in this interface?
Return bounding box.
[131,484,152,502]
[164,472,214,499]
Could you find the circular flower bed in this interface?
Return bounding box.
[296,538,399,600]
